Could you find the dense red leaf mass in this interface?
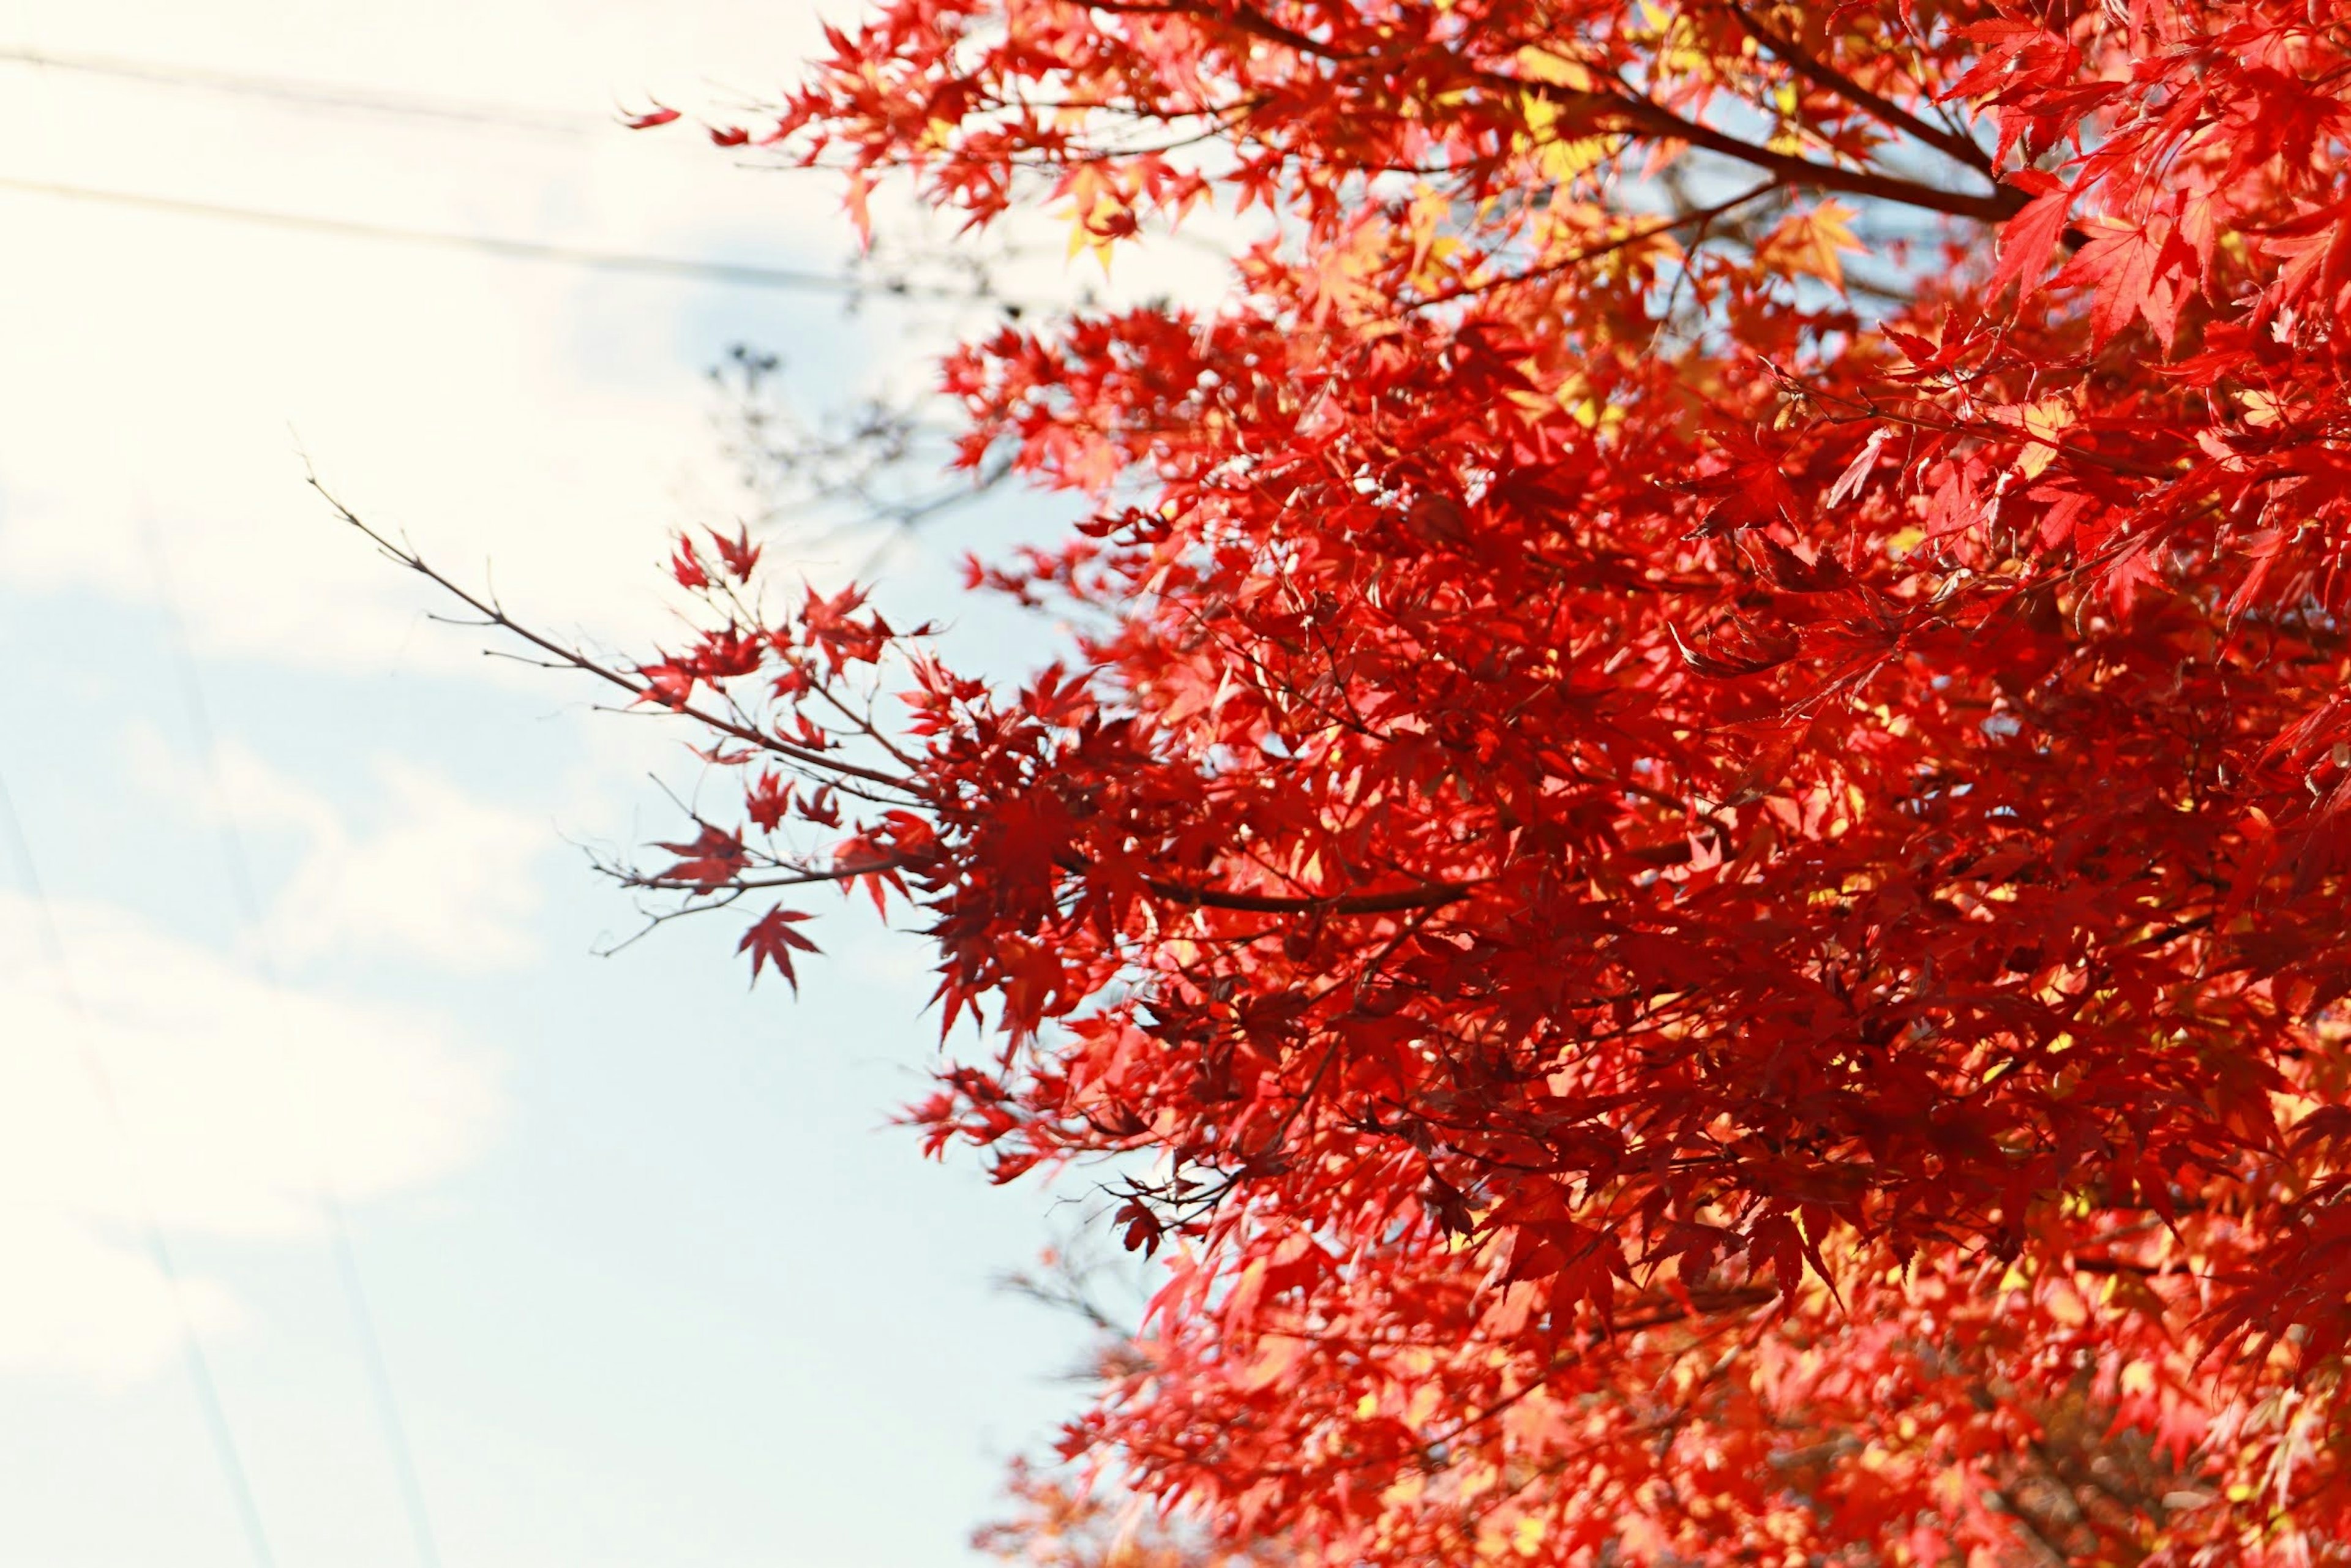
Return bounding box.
[446,0,2351,1559]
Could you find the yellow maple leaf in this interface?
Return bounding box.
[1763,199,1864,290]
[1513,44,1594,91]
[2014,396,2076,479]
[1058,163,1130,274]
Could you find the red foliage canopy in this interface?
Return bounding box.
[377,0,2351,1559]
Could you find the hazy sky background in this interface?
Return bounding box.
[0,3,1222,1564]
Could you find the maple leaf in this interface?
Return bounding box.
[653,823,746,892]
[709,523,762,580]
[745,771,792,831]
[1760,200,1864,290]
[2050,218,2181,348]
[1987,176,2074,304]
[671,536,710,590]
[738,906,819,991]
[1668,612,1799,678]
[636,659,697,708]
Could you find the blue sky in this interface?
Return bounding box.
[0,4,1223,1564]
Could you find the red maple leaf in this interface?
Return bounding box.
[737,906,819,991]
[653,824,744,892]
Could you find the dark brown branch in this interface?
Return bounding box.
[1723,2,1993,175]
[1092,0,2014,222]
[312,475,913,792]
[620,857,909,895]
[1142,873,1479,915]
[1403,180,1780,314]
[1508,77,2023,225]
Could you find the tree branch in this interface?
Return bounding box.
[1723,2,1994,175]
[1508,77,2023,225]
[312,475,913,792]
[1141,872,1479,915]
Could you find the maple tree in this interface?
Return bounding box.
[349,0,2351,1559]
[979,1459,1292,1568]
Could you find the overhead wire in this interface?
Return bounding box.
[140,512,447,1568]
[0,43,602,136]
[0,38,986,1567]
[0,174,992,299]
[0,42,1033,306]
[0,41,497,1567]
[0,770,279,1568]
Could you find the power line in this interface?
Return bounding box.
[0,43,601,136]
[0,770,279,1568]
[0,173,984,300]
[140,514,446,1568]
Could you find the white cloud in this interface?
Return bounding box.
[0,893,498,1380]
[0,1,847,673]
[269,757,550,971]
[0,1209,244,1387]
[0,0,1243,681]
[128,726,549,972]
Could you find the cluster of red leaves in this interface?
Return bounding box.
[558,0,2351,1561]
[978,1460,1293,1568]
